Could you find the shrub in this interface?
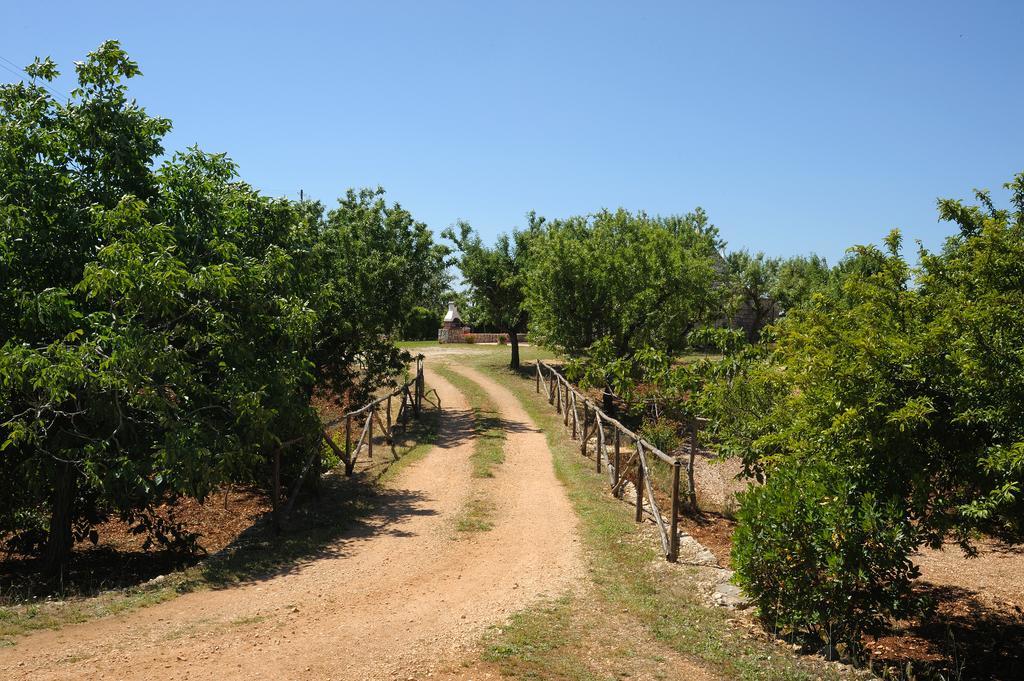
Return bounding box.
[638,417,682,454]
[498,334,507,345]
[463,333,476,344]
[731,461,920,655]
[401,306,441,341]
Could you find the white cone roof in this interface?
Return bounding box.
[443,302,462,323]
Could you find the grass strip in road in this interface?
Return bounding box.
[481,595,594,679]
[432,364,508,537]
[455,494,497,534]
[433,365,505,479]
[465,349,853,681]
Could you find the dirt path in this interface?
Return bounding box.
[437,363,721,681]
[0,366,583,680]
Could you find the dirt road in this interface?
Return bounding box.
[0,364,583,680]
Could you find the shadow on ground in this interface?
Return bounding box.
[866,582,1024,681]
[190,476,438,591]
[1,405,445,606]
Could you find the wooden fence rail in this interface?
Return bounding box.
[321,354,428,476]
[536,359,703,563]
[273,355,431,530]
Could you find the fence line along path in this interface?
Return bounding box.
[321,354,442,475]
[536,360,708,563]
[272,355,441,529]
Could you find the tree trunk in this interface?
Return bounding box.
[42,461,76,574]
[602,386,615,415]
[509,331,520,370]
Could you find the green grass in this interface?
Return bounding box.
[433,365,505,478]
[463,348,854,681]
[482,595,600,680]
[454,493,497,534]
[376,400,441,484]
[0,577,187,643]
[397,340,443,349]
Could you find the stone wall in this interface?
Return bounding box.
[437,329,528,344]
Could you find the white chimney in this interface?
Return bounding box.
[443,301,461,324]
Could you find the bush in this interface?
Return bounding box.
[638,417,681,454]
[731,461,920,655]
[401,306,441,341]
[463,333,476,344]
[498,334,508,345]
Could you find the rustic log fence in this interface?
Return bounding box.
[272,355,439,529]
[321,355,436,476]
[536,359,704,563]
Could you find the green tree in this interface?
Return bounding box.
[723,250,780,341]
[400,306,442,341]
[0,43,176,569]
[526,208,721,356]
[309,188,450,402]
[444,220,533,369]
[0,45,448,571]
[710,174,1024,650]
[526,208,721,411]
[772,254,829,312]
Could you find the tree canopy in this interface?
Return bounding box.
[723,250,780,341]
[708,176,1024,648]
[772,253,829,312]
[0,43,447,569]
[525,208,722,357]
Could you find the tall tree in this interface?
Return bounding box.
[309,187,451,402]
[526,208,721,356]
[444,221,532,369]
[0,43,174,570]
[710,174,1024,649]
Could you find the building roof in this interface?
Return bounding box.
[443,302,462,323]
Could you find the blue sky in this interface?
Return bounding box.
[3,1,1022,263]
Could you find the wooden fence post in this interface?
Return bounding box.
[613,429,621,497]
[386,394,392,438]
[417,357,424,414]
[596,419,603,474]
[564,385,570,426]
[571,393,577,439]
[688,425,698,511]
[368,410,374,459]
[555,378,562,414]
[635,447,644,522]
[582,403,590,457]
[548,375,554,404]
[345,414,353,475]
[669,458,681,562]
[536,360,540,392]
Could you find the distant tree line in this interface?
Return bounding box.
[446,204,833,374]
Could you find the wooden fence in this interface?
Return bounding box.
[321,355,438,475]
[272,355,439,528]
[536,359,704,563]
